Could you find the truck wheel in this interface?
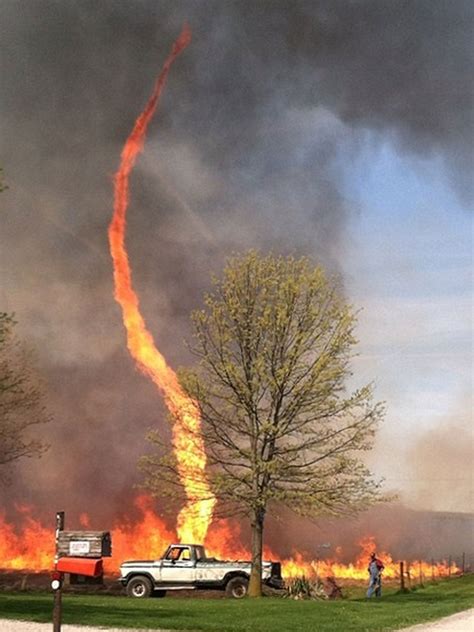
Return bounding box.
[225,576,249,599]
[126,575,153,598]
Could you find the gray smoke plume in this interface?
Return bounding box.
[403,397,473,514]
[0,1,472,540]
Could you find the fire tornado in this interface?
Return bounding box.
[108,25,215,543]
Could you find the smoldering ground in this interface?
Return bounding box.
[0,1,472,545]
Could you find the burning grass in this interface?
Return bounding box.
[0,576,472,631]
[0,499,461,583]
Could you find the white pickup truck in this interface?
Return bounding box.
[119,543,283,598]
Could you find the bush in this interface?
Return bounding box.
[284,576,328,600]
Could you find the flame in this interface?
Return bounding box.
[107,25,215,544]
[0,507,52,571]
[0,500,461,581]
[105,496,175,570]
[280,536,459,581]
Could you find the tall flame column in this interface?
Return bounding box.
[108,25,215,543]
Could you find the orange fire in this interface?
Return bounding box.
[279,536,459,581]
[0,505,52,571]
[0,499,460,582]
[108,25,215,544]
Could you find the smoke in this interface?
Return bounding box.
[0,0,472,539]
[267,504,473,562]
[403,399,473,514]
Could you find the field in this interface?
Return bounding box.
[0,575,472,632]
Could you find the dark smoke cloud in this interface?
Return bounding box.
[0,0,472,537]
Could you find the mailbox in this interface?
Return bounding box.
[57,557,103,577]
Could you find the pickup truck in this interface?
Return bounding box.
[119,543,284,598]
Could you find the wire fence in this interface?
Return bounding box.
[396,552,473,591]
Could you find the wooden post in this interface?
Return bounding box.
[418,561,423,586]
[462,553,465,575]
[52,588,62,632]
[448,556,451,578]
[431,558,435,582]
[53,511,65,632]
[406,561,411,588]
[399,562,405,591]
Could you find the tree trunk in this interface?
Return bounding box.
[248,509,264,597]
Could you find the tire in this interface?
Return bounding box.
[225,576,249,599]
[126,575,153,598]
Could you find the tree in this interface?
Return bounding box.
[140,252,385,596]
[0,313,50,472]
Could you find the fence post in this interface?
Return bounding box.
[400,562,405,591]
[418,561,423,586]
[462,553,465,575]
[448,556,451,578]
[431,558,435,582]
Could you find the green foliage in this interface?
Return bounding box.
[0,313,50,471]
[141,252,385,519]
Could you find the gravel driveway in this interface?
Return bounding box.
[0,622,173,632]
[398,608,474,631]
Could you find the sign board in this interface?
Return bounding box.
[69,541,91,555]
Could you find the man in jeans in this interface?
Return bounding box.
[367,552,384,598]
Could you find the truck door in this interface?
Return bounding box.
[160,545,196,583]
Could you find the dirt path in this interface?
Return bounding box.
[398,608,474,631]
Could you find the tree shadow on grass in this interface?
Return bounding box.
[0,596,196,628]
[0,596,51,623]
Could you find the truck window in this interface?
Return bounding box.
[195,546,205,561]
[165,546,192,561]
[166,547,182,561]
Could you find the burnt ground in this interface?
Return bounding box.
[0,570,227,598]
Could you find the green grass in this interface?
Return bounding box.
[0,576,473,632]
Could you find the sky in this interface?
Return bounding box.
[342,141,472,512]
[0,0,472,532]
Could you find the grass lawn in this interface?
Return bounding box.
[0,576,472,632]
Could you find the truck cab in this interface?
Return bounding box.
[160,544,204,582]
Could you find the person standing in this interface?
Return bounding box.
[367,552,384,598]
